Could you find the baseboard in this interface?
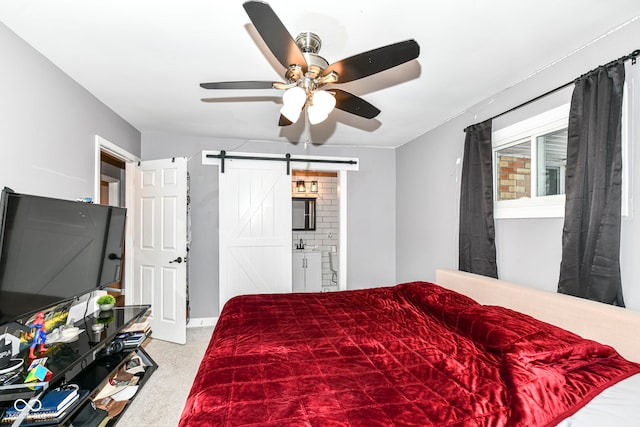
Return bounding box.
[187,317,218,328]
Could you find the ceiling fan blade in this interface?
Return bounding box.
[243,1,307,71]
[200,81,278,90]
[324,39,420,84]
[278,114,293,126]
[331,89,381,119]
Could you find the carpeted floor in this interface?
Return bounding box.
[116,326,214,427]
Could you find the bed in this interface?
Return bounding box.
[179,269,640,426]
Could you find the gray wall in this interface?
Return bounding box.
[396,19,640,311]
[0,23,140,199]
[141,133,396,318]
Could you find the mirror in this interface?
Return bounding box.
[292,198,316,231]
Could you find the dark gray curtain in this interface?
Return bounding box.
[459,119,497,278]
[558,60,625,306]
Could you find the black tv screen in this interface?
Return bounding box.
[0,189,126,325]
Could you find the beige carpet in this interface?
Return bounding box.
[116,326,214,427]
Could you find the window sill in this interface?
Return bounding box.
[495,195,565,219]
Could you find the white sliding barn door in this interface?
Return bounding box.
[219,159,292,312]
[131,158,187,344]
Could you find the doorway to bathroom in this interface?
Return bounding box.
[203,150,356,311]
[291,170,340,292]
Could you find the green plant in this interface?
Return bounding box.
[97,313,114,324]
[96,294,116,305]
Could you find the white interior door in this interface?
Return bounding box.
[219,159,292,312]
[131,158,187,344]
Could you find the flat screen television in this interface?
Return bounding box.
[0,188,127,326]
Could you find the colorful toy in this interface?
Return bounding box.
[24,364,51,383]
[26,312,47,358]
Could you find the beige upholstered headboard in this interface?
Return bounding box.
[435,269,640,364]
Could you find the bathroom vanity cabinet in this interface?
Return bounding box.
[292,251,322,292]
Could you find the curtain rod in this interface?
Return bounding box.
[205,151,357,174]
[486,48,640,124]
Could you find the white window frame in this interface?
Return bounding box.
[492,65,634,220]
[493,104,570,219]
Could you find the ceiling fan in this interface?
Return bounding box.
[200,1,420,126]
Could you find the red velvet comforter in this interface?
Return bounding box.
[179,282,640,426]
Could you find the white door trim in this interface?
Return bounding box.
[94,135,140,298]
[338,170,347,291]
[94,135,140,196]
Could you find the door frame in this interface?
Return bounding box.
[289,155,354,291]
[94,135,140,298]
[202,151,357,291]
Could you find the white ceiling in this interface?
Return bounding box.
[2,1,640,148]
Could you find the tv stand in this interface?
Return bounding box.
[0,305,156,426]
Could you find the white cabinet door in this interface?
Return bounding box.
[304,252,322,292]
[292,251,322,292]
[292,252,305,293]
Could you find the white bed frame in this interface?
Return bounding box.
[435,269,640,363]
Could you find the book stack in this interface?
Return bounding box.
[121,320,150,335]
[1,387,84,425]
[121,332,147,348]
[116,320,151,348]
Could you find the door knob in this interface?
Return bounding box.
[170,257,183,264]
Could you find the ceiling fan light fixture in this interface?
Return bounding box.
[312,90,336,111]
[281,104,302,123]
[282,86,306,107]
[307,90,336,124]
[307,105,328,125]
[280,86,306,123]
[200,3,421,128]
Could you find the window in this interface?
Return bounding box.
[292,197,316,231]
[493,104,569,218]
[492,63,635,220]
